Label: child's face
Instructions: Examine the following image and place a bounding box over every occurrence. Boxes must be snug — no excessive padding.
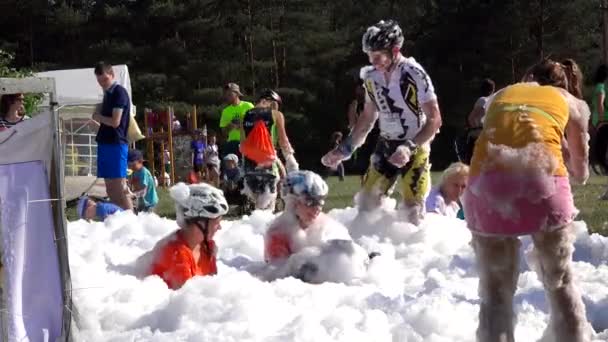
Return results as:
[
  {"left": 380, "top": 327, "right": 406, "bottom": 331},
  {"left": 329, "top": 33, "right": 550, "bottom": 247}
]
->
[
  {"left": 209, "top": 136, "right": 216, "bottom": 144},
  {"left": 129, "top": 160, "right": 144, "bottom": 171},
  {"left": 226, "top": 160, "right": 237, "bottom": 169}
]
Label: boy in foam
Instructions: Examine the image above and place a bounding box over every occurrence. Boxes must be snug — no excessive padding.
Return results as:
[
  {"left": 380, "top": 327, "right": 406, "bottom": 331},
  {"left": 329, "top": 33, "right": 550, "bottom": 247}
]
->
[
  {"left": 463, "top": 59, "right": 591, "bottom": 342},
  {"left": 149, "top": 182, "right": 229, "bottom": 290},
  {"left": 77, "top": 196, "right": 123, "bottom": 221},
  {"left": 425, "top": 162, "right": 468, "bottom": 218},
  {"left": 264, "top": 170, "right": 351, "bottom": 263}
]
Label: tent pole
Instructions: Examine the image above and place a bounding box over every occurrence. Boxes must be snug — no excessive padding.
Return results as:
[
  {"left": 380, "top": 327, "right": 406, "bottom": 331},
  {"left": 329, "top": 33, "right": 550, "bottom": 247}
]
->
[
  {"left": 144, "top": 109, "right": 155, "bottom": 180},
  {"left": 49, "top": 83, "right": 73, "bottom": 342}
]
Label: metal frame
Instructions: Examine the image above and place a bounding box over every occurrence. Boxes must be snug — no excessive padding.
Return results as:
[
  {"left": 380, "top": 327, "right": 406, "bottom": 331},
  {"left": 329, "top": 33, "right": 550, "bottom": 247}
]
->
[{"left": 0, "top": 77, "right": 72, "bottom": 341}]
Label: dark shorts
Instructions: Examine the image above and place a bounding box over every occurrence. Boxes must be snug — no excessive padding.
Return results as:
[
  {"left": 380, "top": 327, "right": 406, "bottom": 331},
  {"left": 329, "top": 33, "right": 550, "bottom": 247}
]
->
[{"left": 97, "top": 143, "right": 128, "bottom": 179}]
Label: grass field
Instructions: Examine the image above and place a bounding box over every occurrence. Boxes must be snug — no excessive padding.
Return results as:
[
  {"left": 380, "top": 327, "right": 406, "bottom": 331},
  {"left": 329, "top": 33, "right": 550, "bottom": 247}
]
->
[{"left": 67, "top": 173, "right": 608, "bottom": 235}]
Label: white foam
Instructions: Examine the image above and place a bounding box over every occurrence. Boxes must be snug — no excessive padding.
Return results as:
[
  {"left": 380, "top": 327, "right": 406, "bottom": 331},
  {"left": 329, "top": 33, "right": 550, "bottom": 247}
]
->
[{"left": 68, "top": 207, "right": 608, "bottom": 341}]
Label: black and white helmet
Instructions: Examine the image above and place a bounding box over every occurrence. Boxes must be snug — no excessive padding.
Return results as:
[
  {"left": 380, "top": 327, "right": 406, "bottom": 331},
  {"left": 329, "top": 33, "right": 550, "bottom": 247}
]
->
[
  {"left": 258, "top": 89, "right": 282, "bottom": 105},
  {"left": 362, "top": 20, "right": 404, "bottom": 53},
  {"left": 170, "top": 182, "right": 229, "bottom": 226}
]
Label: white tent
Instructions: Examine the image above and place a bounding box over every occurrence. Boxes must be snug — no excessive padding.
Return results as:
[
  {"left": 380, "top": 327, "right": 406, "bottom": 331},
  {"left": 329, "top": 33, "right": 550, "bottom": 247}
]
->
[
  {"left": 36, "top": 65, "right": 134, "bottom": 108},
  {"left": 0, "top": 77, "right": 72, "bottom": 341},
  {"left": 35, "top": 65, "right": 137, "bottom": 200}
]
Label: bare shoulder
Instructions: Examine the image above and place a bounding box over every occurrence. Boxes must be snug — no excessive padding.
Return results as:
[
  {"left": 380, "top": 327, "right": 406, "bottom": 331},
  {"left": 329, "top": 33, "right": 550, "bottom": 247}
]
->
[{"left": 557, "top": 89, "right": 590, "bottom": 123}]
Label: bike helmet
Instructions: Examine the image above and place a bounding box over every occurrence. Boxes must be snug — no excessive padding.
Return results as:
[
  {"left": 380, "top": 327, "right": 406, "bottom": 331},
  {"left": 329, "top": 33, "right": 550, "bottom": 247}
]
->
[
  {"left": 223, "top": 153, "right": 239, "bottom": 164},
  {"left": 362, "top": 20, "right": 404, "bottom": 53},
  {"left": 170, "top": 182, "right": 229, "bottom": 226},
  {"left": 281, "top": 170, "right": 328, "bottom": 206},
  {"left": 258, "top": 89, "right": 282, "bottom": 105}
]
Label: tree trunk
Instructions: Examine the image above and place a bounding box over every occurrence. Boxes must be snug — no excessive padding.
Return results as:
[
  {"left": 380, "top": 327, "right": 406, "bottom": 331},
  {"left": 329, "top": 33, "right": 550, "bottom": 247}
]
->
[
  {"left": 281, "top": 0, "right": 287, "bottom": 81},
  {"left": 538, "top": 0, "right": 544, "bottom": 60},
  {"left": 246, "top": 0, "right": 256, "bottom": 94},
  {"left": 270, "top": 11, "right": 279, "bottom": 88},
  {"left": 510, "top": 34, "right": 516, "bottom": 83}
]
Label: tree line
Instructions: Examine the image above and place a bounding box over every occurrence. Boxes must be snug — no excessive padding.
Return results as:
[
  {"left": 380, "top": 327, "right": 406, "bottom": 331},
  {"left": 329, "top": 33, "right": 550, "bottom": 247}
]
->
[{"left": 0, "top": 0, "right": 602, "bottom": 170}]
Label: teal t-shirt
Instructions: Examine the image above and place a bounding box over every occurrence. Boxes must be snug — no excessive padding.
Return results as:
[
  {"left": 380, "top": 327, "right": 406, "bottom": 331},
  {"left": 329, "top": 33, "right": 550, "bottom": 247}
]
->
[
  {"left": 220, "top": 101, "right": 254, "bottom": 141},
  {"left": 134, "top": 167, "right": 159, "bottom": 208}
]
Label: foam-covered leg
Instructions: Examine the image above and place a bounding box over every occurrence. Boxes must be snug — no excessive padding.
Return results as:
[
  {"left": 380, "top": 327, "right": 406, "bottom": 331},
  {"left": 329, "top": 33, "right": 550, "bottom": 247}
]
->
[
  {"left": 355, "top": 190, "right": 383, "bottom": 212},
  {"left": 532, "top": 227, "right": 590, "bottom": 342},
  {"left": 400, "top": 202, "right": 424, "bottom": 225},
  {"left": 472, "top": 235, "right": 520, "bottom": 342}
]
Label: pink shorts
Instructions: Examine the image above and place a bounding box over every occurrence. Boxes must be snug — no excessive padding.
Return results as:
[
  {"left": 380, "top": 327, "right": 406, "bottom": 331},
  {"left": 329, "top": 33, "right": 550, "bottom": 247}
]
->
[{"left": 463, "top": 173, "right": 577, "bottom": 236}]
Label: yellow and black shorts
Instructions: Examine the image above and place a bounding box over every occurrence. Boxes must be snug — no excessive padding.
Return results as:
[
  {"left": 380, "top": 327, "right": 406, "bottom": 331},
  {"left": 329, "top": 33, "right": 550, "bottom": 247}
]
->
[{"left": 361, "top": 138, "right": 431, "bottom": 204}]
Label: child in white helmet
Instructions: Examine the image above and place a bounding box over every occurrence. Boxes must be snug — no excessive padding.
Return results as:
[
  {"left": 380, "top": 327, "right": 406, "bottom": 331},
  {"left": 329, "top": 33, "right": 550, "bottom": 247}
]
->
[
  {"left": 264, "top": 170, "right": 351, "bottom": 263},
  {"left": 149, "top": 182, "right": 229, "bottom": 289}
]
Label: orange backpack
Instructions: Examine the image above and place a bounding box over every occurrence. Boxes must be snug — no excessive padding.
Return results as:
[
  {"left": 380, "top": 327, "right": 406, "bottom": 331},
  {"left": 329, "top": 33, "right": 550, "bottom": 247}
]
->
[{"left": 240, "top": 120, "right": 277, "bottom": 165}]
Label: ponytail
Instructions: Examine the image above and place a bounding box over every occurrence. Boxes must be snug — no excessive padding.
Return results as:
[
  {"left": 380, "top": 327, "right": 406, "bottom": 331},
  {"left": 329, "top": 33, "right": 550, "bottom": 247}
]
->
[{"left": 562, "top": 58, "right": 584, "bottom": 99}]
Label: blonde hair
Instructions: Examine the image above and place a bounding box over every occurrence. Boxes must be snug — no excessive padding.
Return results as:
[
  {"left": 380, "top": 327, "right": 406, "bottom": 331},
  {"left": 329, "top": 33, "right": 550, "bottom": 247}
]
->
[{"left": 440, "top": 162, "right": 469, "bottom": 186}]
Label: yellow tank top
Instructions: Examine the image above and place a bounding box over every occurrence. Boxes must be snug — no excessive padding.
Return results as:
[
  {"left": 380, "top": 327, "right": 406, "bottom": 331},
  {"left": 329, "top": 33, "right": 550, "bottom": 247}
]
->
[{"left": 470, "top": 83, "right": 569, "bottom": 177}]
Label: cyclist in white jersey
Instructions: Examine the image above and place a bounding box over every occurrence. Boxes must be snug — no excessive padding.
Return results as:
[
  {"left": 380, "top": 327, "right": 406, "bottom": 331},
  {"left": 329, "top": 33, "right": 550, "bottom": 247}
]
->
[{"left": 322, "top": 20, "right": 443, "bottom": 224}]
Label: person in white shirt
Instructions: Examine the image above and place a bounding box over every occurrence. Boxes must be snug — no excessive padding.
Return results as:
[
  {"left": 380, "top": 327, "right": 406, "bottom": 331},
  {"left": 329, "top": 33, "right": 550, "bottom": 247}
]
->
[
  {"left": 467, "top": 78, "right": 496, "bottom": 128},
  {"left": 425, "top": 162, "right": 468, "bottom": 218}
]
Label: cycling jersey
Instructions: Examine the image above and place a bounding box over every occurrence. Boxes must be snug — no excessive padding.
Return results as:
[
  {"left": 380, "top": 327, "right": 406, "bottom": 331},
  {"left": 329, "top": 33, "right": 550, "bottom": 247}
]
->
[{"left": 360, "top": 56, "right": 437, "bottom": 141}]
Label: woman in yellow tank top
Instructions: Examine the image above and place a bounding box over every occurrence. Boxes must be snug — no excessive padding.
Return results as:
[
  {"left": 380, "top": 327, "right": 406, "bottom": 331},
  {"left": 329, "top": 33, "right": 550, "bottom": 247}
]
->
[{"left": 463, "top": 60, "right": 592, "bottom": 342}]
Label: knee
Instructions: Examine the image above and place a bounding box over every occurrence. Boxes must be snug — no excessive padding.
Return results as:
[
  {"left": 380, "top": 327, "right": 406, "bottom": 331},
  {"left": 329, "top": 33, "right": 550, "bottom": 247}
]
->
[{"left": 533, "top": 231, "right": 575, "bottom": 289}]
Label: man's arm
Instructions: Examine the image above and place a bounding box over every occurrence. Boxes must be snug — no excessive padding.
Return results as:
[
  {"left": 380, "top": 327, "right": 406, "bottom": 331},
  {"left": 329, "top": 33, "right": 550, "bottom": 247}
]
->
[
  {"left": 345, "top": 100, "right": 379, "bottom": 151},
  {"left": 413, "top": 100, "right": 442, "bottom": 146},
  {"left": 218, "top": 109, "right": 232, "bottom": 142},
  {"left": 273, "top": 110, "right": 294, "bottom": 157},
  {"left": 93, "top": 108, "right": 123, "bottom": 128},
  {"left": 347, "top": 100, "right": 358, "bottom": 130}
]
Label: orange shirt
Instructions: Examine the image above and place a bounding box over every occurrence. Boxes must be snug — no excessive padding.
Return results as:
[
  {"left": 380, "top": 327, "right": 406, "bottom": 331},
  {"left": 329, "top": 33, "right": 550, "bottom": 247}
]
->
[
  {"left": 265, "top": 232, "right": 292, "bottom": 263},
  {"left": 150, "top": 231, "right": 217, "bottom": 289}
]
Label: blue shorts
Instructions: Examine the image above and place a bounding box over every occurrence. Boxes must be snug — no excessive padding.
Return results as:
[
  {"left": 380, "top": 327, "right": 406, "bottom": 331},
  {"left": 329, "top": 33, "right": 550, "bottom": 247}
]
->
[{"left": 97, "top": 143, "right": 128, "bottom": 179}]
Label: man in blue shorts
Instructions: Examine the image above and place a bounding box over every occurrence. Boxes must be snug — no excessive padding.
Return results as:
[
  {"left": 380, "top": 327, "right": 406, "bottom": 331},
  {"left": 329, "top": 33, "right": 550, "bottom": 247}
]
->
[{"left": 92, "top": 61, "right": 133, "bottom": 210}]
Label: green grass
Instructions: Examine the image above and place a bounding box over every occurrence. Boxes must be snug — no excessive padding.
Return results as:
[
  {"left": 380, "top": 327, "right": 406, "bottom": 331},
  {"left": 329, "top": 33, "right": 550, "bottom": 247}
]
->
[{"left": 67, "top": 173, "right": 608, "bottom": 236}]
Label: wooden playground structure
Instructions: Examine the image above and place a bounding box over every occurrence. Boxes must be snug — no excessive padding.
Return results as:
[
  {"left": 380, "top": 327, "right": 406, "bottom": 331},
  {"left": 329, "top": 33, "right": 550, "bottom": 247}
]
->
[{"left": 143, "top": 105, "right": 202, "bottom": 187}]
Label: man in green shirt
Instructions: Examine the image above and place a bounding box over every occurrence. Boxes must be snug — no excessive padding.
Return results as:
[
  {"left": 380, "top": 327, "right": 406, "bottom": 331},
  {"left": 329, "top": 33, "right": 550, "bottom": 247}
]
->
[{"left": 219, "top": 83, "right": 254, "bottom": 159}]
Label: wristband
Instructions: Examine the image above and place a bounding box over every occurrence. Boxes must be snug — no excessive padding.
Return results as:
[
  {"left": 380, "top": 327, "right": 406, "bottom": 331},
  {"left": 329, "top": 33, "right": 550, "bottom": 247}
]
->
[
  {"left": 402, "top": 139, "right": 417, "bottom": 151},
  {"left": 336, "top": 135, "right": 354, "bottom": 157}
]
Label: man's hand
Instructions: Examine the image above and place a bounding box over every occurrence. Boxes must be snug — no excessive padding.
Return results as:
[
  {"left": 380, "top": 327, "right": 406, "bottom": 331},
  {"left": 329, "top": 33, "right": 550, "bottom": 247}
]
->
[
  {"left": 388, "top": 145, "right": 413, "bottom": 168},
  {"left": 321, "top": 149, "right": 346, "bottom": 169}
]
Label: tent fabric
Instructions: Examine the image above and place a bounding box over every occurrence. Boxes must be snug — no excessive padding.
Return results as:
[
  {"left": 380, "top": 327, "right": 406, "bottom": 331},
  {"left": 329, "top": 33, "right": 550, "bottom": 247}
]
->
[
  {"left": 0, "top": 111, "right": 52, "bottom": 180},
  {"left": 35, "top": 65, "right": 133, "bottom": 108},
  {"left": 0, "top": 162, "right": 64, "bottom": 342}
]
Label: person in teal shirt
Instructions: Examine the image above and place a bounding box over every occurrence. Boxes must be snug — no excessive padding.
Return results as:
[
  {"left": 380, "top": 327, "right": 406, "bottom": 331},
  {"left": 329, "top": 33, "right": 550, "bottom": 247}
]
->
[
  {"left": 592, "top": 64, "right": 608, "bottom": 127},
  {"left": 128, "top": 149, "right": 159, "bottom": 212},
  {"left": 219, "top": 83, "right": 254, "bottom": 158}
]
